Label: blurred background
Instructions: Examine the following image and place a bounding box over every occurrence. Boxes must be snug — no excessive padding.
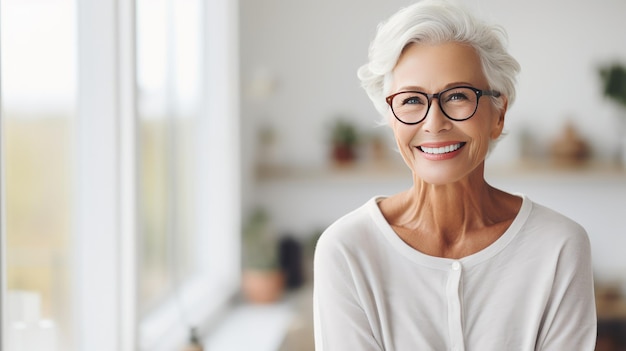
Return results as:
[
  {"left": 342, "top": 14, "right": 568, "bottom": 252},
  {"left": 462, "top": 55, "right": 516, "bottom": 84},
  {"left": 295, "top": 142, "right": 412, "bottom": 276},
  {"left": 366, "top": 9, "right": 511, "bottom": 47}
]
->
[{"left": 1, "top": 0, "right": 626, "bottom": 350}]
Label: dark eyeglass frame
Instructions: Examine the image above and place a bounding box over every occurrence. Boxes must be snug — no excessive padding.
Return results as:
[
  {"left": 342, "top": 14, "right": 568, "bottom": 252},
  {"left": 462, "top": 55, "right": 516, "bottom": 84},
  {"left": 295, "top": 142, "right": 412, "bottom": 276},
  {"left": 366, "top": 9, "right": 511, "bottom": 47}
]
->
[{"left": 385, "top": 86, "right": 501, "bottom": 125}]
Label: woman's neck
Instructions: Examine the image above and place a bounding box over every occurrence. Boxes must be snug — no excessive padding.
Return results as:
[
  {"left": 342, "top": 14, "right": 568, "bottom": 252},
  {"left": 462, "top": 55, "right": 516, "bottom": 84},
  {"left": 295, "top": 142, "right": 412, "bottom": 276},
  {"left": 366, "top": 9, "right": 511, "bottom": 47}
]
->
[{"left": 380, "top": 169, "right": 521, "bottom": 258}]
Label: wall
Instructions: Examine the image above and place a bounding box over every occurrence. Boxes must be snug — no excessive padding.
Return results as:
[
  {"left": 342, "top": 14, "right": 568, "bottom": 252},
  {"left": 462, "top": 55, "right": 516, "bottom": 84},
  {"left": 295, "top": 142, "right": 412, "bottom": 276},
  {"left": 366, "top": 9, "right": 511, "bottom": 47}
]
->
[
  {"left": 240, "top": 0, "right": 626, "bottom": 176},
  {"left": 239, "top": 0, "right": 626, "bottom": 281}
]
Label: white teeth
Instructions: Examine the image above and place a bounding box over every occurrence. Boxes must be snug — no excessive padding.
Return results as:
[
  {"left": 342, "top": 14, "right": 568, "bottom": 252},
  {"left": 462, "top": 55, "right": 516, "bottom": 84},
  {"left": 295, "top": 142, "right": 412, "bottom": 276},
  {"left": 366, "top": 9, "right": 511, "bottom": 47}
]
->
[{"left": 420, "top": 143, "right": 462, "bottom": 155}]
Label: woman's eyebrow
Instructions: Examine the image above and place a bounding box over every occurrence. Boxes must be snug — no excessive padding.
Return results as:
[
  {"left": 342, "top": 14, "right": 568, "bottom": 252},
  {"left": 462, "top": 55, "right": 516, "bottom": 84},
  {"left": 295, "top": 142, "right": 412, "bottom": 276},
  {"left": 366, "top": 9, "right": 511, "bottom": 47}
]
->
[{"left": 395, "top": 81, "right": 475, "bottom": 92}]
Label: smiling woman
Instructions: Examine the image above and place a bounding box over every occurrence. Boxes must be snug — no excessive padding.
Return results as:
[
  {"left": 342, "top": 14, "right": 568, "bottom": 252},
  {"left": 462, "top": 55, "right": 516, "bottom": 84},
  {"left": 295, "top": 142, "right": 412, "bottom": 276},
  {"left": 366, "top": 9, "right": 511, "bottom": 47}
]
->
[{"left": 313, "top": 1, "right": 597, "bottom": 350}]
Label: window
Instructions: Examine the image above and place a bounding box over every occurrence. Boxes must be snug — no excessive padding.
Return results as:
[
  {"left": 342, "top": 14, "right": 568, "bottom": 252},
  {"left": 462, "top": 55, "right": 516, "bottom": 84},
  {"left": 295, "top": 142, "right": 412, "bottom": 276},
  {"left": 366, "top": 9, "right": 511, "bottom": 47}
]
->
[
  {"left": 136, "top": 0, "right": 242, "bottom": 349},
  {"left": 136, "top": 0, "right": 202, "bottom": 315},
  {"left": 1, "top": 1, "right": 240, "bottom": 350},
  {"left": 1, "top": 0, "right": 76, "bottom": 349}
]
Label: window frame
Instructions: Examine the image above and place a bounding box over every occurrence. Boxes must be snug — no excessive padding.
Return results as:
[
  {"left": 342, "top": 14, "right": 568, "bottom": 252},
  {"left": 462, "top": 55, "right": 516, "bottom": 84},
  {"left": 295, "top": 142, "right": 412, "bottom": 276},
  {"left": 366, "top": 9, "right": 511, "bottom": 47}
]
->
[
  {"left": 73, "top": 0, "right": 137, "bottom": 350},
  {"left": 0, "top": 4, "right": 6, "bottom": 345}
]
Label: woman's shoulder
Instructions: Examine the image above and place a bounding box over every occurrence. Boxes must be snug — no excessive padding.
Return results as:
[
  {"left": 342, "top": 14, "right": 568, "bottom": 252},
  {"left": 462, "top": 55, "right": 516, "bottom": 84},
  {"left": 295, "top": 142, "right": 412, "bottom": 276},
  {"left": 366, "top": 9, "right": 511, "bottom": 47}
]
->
[
  {"left": 527, "top": 199, "right": 586, "bottom": 231},
  {"left": 523, "top": 197, "right": 590, "bottom": 247}
]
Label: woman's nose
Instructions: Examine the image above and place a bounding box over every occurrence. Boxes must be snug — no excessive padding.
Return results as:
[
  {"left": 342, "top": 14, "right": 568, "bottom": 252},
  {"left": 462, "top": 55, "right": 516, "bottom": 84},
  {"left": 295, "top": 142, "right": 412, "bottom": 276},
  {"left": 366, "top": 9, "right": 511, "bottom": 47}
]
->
[{"left": 422, "top": 100, "right": 452, "bottom": 134}]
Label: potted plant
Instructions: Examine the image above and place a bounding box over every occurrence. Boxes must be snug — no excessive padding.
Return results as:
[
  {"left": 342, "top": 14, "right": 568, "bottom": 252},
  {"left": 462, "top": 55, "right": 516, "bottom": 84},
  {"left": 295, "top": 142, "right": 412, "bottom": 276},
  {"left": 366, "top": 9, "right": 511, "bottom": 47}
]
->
[
  {"left": 598, "top": 62, "right": 626, "bottom": 165},
  {"left": 241, "top": 208, "right": 285, "bottom": 304},
  {"left": 599, "top": 63, "right": 626, "bottom": 107},
  {"left": 330, "top": 118, "right": 359, "bottom": 164}
]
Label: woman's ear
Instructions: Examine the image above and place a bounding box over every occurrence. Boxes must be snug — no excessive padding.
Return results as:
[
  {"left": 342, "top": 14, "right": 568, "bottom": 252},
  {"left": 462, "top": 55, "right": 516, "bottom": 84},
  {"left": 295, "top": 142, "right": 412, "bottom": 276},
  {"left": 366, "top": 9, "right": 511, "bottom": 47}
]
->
[{"left": 491, "top": 96, "right": 508, "bottom": 139}]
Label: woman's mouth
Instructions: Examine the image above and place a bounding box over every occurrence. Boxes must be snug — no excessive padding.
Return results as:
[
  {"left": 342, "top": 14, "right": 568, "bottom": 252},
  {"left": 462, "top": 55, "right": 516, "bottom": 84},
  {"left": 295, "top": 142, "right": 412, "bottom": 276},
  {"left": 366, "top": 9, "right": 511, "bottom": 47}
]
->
[{"left": 418, "top": 142, "right": 466, "bottom": 155}]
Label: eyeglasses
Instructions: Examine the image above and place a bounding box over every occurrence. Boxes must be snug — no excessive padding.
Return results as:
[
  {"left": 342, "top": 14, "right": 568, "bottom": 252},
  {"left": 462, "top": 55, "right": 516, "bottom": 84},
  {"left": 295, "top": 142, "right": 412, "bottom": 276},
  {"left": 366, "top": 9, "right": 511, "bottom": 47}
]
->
[{"left": 385, "top": 86, "right": 501, "bottom": 125}]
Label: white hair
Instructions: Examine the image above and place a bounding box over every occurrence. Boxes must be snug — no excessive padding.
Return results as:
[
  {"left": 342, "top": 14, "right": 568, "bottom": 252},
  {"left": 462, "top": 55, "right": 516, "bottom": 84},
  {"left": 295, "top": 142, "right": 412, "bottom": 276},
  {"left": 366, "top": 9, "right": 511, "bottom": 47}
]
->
[{"left": 357, "top": 0, "right": 520, "bottom": 125}]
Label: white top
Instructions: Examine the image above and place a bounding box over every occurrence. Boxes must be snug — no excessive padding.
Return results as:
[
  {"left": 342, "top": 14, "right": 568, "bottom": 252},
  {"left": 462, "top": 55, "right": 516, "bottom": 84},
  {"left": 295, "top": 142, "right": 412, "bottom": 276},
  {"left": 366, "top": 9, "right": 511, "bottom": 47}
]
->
[{"left": 313, "top": 195, "right": 596, "bottom": 351}]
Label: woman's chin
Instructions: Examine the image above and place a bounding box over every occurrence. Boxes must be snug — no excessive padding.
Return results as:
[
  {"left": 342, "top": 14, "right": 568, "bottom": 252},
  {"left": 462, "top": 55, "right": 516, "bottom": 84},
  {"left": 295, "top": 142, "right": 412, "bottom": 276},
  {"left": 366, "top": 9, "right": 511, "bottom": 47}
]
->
[{"left": 410, "top": 160, "right": 483, "bottom": 186}]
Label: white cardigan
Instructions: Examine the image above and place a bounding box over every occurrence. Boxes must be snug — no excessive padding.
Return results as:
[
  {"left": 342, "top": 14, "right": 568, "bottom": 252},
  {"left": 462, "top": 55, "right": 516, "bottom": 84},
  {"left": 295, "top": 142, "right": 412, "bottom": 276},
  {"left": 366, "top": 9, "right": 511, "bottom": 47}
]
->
[{"left": 313, "top": 195, "right": 596, "bottom": 351}]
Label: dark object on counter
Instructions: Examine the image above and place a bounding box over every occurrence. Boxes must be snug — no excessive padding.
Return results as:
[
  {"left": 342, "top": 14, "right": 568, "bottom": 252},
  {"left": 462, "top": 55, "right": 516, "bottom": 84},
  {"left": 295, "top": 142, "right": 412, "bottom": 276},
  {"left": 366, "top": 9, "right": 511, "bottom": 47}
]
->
[{"left": 279, "top": 235, "right": 304, "bottom": 289}]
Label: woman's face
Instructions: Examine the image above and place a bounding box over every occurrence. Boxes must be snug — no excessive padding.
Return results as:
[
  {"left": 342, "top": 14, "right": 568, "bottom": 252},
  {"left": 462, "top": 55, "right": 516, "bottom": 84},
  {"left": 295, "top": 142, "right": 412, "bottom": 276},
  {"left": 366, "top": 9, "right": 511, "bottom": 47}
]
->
[{"left": 388, "top": 42, "right": 506, "bottom": 185}]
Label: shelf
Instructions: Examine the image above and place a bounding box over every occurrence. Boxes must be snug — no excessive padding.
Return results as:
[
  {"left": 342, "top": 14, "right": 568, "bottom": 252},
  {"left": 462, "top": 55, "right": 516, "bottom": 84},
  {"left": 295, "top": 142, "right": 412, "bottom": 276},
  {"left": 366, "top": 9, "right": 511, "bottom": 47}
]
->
[
  {"left": 256, "top": 159, "right": 626, "bottom": 183},
  {"left": 255, "top": 160, "right": 410, "bottom": 183},
  {"left": 485, "top": 160, "right": 626, "bottom": 182}
]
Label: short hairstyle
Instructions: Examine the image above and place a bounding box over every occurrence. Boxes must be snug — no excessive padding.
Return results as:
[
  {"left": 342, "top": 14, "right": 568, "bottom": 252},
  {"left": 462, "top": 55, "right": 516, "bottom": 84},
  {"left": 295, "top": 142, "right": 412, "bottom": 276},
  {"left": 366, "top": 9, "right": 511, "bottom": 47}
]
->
[{"left": 357, "top": 0, "right": 521, "bottom": 123}]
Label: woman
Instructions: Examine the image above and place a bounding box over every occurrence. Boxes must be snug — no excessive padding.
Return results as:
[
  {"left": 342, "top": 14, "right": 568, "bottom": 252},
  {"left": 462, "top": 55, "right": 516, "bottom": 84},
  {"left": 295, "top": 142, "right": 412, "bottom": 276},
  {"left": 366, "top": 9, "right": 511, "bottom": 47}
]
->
[{"left": 313, "top": 1, "right": 597, "bottom": 350}]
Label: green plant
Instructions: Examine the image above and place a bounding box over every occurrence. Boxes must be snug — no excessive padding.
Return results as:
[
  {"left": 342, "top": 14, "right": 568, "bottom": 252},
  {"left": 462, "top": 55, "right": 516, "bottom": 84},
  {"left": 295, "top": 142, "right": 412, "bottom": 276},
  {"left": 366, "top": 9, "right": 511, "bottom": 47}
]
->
[
  {"left": 331, "top": 119, "right": 359, "bottom": 147},
  {"left": 329, "top": 118, "right": 361, "bottom": 163},
  {"left": 599, "top": 63, "right": 626, "bottom": 108},
  {"left": 242, "top": 208, "right": 279, "bottom": 270}
]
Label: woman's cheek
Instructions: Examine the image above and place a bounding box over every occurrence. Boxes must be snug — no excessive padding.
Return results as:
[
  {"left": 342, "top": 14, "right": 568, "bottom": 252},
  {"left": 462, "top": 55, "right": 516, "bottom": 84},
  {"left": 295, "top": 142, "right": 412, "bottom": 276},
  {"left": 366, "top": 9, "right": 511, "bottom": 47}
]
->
[{"left": 469, "top": 132, "right": 492, "bottom": 162}]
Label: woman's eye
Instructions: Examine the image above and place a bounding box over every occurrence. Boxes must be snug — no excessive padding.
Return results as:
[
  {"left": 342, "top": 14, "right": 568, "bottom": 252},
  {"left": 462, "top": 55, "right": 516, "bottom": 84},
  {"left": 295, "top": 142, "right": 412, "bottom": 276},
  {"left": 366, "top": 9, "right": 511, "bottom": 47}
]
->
[
  {"left": 446, "top": 92, "right": 469, "bottom": 101},
  {"left": 402, "top": 95, "right": 425, "bottom": 105}
]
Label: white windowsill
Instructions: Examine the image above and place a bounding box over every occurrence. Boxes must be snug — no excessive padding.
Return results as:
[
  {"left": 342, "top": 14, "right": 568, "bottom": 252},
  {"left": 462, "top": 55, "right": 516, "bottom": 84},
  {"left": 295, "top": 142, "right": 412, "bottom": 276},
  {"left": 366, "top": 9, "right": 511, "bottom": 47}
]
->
[
  {"left": 140, "top": 278, "right": 238, "bottom": 351},
  {"left": 204, "top": 299, "right": 296, "bottom": 351}
]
